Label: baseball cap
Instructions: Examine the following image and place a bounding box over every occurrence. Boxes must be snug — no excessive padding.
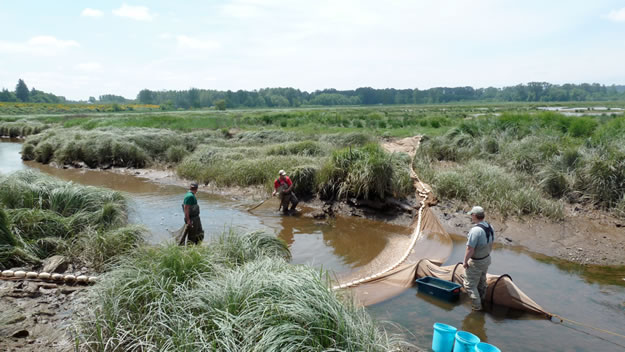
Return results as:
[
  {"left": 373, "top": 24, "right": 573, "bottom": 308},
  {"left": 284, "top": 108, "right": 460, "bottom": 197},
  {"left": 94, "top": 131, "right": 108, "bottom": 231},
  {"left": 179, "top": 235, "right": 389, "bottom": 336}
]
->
[
  {"left": 279, "top": 170, "right": 286, "bottom": 176},
  {"left": 468, "top": 206, "right": 484, "bottom": 216},
  {"left": 190, "top": 182, "right": 199, "bottom": 189}
]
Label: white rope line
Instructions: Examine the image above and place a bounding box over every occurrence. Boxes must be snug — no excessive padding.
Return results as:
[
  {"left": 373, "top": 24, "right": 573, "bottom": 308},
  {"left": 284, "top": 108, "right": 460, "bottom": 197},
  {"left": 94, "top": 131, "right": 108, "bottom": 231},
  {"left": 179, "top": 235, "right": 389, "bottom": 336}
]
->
[{"left": 332, "top": 150, "right": 430, "bottom": 290}]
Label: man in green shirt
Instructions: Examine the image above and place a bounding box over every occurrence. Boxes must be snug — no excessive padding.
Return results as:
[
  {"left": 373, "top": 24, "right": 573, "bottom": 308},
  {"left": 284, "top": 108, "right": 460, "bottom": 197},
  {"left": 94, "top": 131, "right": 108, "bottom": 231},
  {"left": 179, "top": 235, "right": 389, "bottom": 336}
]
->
[{"left": 181, "top": 182, "right": 204, "bottom": 245}]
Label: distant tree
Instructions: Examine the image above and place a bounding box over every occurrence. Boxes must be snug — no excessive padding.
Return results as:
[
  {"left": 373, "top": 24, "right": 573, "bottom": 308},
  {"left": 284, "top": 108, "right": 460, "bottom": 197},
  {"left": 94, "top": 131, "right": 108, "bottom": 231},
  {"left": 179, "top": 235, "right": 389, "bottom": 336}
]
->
[
  {"left": 188, "top": 88, "right": 201, "bottom": 108},
  {"left": 88, "top": 96, "right": 96, "bottom": 104},
  {"left": 214, "top": 99, "right": 227, "bottom": 111},
  {"left": 0, "top": 88, "right": 17, "bottom": 102},
  {"left": 137, "top": 89, "right": 155, "bottom": 104},
  {"left": 99, "top": 94, "right": 130, "bottom": 104},
  {"left": 15, "top": 79, "right": 29, "bottom": 102}
]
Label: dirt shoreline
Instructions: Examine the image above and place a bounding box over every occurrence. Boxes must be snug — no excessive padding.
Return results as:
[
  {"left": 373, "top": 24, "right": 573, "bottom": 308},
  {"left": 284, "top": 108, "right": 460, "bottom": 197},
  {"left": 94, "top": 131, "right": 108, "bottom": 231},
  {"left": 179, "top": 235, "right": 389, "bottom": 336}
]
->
[{"left": 431, "top": 200, "right": 625, "bottom": 266}]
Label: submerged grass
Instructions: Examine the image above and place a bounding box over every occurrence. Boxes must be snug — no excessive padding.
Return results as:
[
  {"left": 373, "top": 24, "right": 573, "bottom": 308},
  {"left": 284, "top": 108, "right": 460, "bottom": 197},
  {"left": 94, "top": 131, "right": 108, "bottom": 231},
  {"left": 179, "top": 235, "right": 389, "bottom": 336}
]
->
[{"left": 76, "top": 230, "right": 404, "bottom": 351}]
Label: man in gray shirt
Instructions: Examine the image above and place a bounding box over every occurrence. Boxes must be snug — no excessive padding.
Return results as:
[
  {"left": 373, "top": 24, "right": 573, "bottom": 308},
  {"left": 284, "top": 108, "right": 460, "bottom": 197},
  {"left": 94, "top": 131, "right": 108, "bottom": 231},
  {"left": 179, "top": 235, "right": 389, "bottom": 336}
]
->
[{"left": 462, "top": 206, "right": 494, "bottom": 311}]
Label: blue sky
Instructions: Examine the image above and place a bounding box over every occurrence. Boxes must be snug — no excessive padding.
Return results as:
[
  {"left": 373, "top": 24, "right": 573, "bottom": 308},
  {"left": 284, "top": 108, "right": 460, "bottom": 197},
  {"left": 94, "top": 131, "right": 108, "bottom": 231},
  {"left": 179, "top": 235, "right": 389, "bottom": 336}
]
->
[{"left": 1, "top": 1, "right": 624, "bottom": 100}]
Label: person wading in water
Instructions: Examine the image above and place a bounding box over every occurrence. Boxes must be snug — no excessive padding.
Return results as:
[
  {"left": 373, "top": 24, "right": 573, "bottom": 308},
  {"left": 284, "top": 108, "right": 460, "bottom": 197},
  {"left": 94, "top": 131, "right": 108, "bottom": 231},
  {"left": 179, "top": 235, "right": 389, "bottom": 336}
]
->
[
  {"left": 462, "top": 205, "right": 494, "bottom": 311},
  {"left": 180, "top": 182, "right": 204, "bottom": 245},
  {"left": 272, "top": 169, "right": 298, "bottom": 214}
]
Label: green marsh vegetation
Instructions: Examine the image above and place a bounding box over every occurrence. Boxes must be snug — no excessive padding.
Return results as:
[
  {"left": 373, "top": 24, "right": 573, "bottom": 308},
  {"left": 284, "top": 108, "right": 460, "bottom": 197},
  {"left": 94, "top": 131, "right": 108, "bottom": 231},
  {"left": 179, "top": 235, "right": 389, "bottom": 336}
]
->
[
  {"left": 0, "top": 170, "right": 144, "bottom": 271},
  {"left": 9, "top": 103, "right": 625, "bottom": 215},
  {"left": 415, "top": 112, "right": 625, "bottom": 219},
  {"left": 76, "top": 230, "right": 405, "bottom": 351}
]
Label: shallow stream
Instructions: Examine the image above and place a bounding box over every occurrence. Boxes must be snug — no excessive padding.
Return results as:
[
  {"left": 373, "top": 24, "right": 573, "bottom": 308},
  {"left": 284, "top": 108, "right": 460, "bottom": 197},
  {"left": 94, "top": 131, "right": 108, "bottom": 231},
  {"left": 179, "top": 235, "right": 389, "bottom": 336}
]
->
[{"left": 1, "top": 140, "right": 624, "bottom": 351}]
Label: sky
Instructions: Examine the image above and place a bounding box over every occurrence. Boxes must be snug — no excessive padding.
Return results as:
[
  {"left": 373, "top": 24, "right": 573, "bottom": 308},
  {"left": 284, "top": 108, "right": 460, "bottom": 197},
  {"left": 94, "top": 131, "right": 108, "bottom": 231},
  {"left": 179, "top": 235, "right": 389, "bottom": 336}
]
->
[{"left": 1, "top": 0, "right": 625, "bottom": 100}]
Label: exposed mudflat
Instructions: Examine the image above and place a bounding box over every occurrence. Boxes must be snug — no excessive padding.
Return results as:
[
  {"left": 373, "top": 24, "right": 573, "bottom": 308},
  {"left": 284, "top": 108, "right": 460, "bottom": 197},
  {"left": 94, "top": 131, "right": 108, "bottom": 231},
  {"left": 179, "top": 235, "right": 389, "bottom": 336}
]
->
[{"left": 0, "top": 279, "right": 88, "bottom": 352}]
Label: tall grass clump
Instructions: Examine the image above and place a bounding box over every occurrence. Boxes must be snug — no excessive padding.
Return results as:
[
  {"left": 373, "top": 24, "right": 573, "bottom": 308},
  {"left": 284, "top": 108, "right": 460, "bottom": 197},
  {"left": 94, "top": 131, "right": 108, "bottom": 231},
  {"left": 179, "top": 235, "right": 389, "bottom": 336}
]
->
[
  {"left": 573, "top": 146, "right": 625, "bottom": 208},
  {"left": 430, "top": 160, "right": 563, "bottom": 219},
  {"left": 319, "top": 132, "right": 374, "bottom": 147},
  {"left": 318, "top": 143, "right": 413, "bottom": 200},
  {"left": 178, "top": 144, "right": 320, "bottom": 187},
  {"left": 0, "top": 170, "right": 138, "bottom": 270},
  {"left": 265, "top": 140, "right": 326, "bottom": 156},
  {"left": 0, "top": 120, "right": 47, "bottom": 138},
  {"left": 76, "top": 230, "right": 403, "bottom": 351},
  {"left": 21, "top": 127, "right": 201, "bottom": 168},
  {"left": 165, "top": 145, "right": 190, "bottom": 163}
]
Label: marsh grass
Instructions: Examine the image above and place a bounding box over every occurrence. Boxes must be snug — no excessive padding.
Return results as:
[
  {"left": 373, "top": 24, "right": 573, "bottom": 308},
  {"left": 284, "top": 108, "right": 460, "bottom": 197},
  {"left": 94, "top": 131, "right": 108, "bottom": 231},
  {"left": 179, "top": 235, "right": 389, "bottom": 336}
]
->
[
  {"left": 416, "top": 111, "right": 625, "bottom": 218},
  {"left": 318, "top": 143, "right": 413, "bottom": 200},
  {"left": 0, "top": 120, "right": 47, "bottom": 137},
  {"left": 0, "top": 170, "right": 139, "bottom": 270},
  {"left": 22, "top": 128, "right": 202, "bottom": 168},
  {"left": 76, "top": 230, "right": 403, "bottom": 351}
]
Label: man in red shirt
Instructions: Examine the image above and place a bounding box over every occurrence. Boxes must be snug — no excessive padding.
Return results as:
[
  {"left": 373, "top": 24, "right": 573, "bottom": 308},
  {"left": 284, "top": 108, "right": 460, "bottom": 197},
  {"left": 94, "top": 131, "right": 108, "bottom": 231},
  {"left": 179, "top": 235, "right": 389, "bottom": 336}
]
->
[{"left": 272, "top": 169, "right": 299, "bottom": 214}]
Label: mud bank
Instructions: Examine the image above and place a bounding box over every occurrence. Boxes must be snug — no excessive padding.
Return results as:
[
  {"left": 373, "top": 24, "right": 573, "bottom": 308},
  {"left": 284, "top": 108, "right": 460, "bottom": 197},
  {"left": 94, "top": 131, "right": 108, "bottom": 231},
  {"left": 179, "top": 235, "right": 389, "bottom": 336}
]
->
[
  {"left": 0, "top": 277, "right": 89, "bottom": 352},
  {"left": 432, "top": 201, "right": 625, "bottom": 266}
]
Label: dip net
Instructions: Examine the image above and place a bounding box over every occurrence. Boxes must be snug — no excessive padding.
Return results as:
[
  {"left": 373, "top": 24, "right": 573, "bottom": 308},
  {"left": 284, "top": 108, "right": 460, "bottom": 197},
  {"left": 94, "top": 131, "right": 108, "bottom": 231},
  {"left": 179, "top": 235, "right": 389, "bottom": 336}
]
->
[{"left": 332, "top": 137, "right": 550, "bottom": 317}]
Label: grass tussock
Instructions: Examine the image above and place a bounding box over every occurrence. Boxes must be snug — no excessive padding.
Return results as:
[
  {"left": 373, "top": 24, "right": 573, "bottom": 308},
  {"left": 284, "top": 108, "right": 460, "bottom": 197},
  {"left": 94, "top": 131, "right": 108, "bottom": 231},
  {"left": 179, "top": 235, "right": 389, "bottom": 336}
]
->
[
  {"left": 21, "top": 128, "right": 201, "bottom": 168},
  {"left": 0, "top": 170, "right": 142, "bottom": 270},
  {"left": 76, "top": 230, "right": 403, "bottom": 351},
  {"left": 0, "top": 120, "right": 48, "bottom": 138},
  {"left": 318, "top": 143, "right": 413, "bottom": 200}
]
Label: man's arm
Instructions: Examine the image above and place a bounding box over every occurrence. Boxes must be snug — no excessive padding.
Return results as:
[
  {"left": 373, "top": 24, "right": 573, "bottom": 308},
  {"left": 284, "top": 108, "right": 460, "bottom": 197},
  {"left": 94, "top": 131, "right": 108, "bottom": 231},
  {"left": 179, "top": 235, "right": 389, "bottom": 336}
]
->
[
  {"left": 463, "top": 246, "right": 475, "bottom": 269},
  {"left": 184, "top": 204, "right": 192, "bottom": 226}
]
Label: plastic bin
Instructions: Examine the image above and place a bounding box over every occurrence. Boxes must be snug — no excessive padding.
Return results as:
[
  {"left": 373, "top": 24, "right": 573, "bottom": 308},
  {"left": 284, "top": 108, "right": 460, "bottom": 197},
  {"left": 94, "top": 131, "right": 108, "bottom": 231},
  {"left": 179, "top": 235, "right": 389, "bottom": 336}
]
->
[
  {"left": 415, "top": 276, "right": 462, "bottom": 302},
  {"left": 453, "top": 331, "right": 480, "bottom": 352},
  {"left": 476, "top": 342, "right": 501, "bottom": 352},
  {"left": 432, "top": 323, "right": 457, "bottom": 352}
]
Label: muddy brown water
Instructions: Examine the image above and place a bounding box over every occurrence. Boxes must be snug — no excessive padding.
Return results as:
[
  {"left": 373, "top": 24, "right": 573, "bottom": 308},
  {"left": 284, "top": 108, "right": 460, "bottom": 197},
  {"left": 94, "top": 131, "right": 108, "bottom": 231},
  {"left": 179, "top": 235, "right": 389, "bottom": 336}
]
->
[{"left": 2, "top": 140, "right": 625, "bottom": 351}]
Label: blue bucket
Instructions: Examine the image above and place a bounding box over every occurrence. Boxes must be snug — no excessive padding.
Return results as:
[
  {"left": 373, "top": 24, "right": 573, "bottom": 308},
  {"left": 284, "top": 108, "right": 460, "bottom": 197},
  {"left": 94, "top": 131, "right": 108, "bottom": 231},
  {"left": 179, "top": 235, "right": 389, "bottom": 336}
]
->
[
  {"left": 452, "top": 331, "right": 480, "bottom": 352},
  {"left": 432, "top": 323, "right": 457, "bottom": 352},
  {"left": 476, "top": 342, "right": 501, "bottom": 352}
]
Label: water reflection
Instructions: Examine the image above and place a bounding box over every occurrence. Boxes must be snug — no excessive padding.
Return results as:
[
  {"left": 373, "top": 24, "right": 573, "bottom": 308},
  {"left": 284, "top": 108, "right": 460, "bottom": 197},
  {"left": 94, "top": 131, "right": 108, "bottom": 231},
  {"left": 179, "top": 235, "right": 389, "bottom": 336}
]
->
[{"left": 461, "top": 311, "right": 487, "bottom": 342}]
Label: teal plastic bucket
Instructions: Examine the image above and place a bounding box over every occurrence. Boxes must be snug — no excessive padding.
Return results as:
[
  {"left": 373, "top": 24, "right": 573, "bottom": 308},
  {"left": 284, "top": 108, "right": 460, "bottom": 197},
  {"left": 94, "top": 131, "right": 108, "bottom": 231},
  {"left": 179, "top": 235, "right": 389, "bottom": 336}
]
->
[
  {"left": 432, "top": 323, "right": 457, "bottom": 352},
  {"left": 452, "top": 331, "right": 480, "bottom": 352},
  {"left": 476, "top": 342, "right": 501, "bottom": 352}
]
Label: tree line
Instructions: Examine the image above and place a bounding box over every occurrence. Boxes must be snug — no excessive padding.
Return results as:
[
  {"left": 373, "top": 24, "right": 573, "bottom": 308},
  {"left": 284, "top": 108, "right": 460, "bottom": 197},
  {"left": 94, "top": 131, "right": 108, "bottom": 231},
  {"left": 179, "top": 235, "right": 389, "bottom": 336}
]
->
[
  {"left": 0, "top": 79, "right": 67, "bottom": 104},
  {"left": 2, "top": 79, "right": 625, "bottom": 108},
  {"left": 137, "top": 83, "right": 625, "bottom": 109}
]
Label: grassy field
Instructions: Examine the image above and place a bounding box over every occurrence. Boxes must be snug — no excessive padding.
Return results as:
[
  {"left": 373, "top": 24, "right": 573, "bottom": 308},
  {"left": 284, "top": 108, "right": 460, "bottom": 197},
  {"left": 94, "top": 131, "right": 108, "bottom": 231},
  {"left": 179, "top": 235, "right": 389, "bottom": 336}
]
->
[{"left": 3, "top": 102, "right": 625, "bottom": 218}]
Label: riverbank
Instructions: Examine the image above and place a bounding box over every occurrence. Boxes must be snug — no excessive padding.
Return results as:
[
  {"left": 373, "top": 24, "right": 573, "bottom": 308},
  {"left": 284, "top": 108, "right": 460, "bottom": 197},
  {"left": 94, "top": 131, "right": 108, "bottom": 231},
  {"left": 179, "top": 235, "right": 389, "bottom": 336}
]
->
[
  {"left": 36, "top": 149, "right": 625, "bottom": 266},
  {"left": 432, "top": 200, "right": 625, "bottom": 266}
]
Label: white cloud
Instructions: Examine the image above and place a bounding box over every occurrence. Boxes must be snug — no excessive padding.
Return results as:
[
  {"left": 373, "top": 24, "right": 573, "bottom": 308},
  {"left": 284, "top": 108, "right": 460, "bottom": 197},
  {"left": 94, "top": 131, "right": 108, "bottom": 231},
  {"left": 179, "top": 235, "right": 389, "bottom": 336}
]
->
[
  {"left": 113, "top": 3, "right": 153, "bottom": 21},
  {"left": 176, "top": 35, "right": 220, "bottom": 50},
  {"left": 81, "top": 8, "right": 103, "bottom": 17},
  {"left": 76, "top": 62, "right": 102, "bottom": 72},
  {"left": 607, "top": 7, "right": 625, "bottom": 22},
  {"left": 0, "top": 36, "right": 79, "bottom": 56}
]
